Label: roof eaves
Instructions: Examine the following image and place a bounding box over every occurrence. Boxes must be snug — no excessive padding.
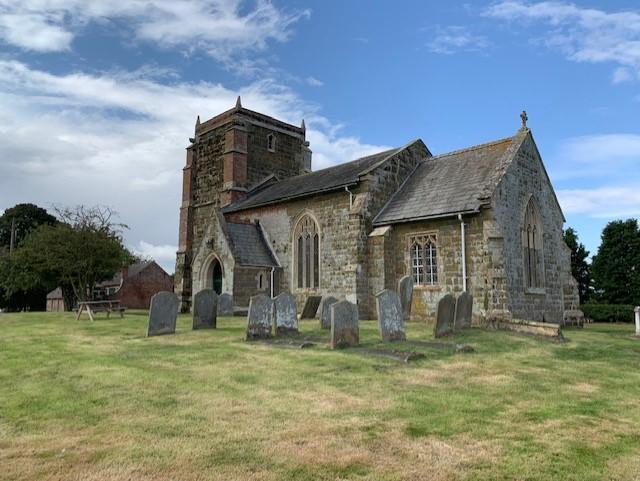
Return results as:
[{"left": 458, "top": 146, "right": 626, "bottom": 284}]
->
[{"left": 373, "top": 208, "right": 480, "bottom": 226}]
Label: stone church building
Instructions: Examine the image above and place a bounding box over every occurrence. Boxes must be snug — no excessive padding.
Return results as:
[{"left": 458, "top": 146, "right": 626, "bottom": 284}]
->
[{"left": 175, "top": 99, "right": 580, "bottom": 323}]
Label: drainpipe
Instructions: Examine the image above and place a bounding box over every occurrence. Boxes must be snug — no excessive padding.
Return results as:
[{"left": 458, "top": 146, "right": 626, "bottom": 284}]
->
[
  {"left": 458, "top": 213, "right": 467, "bottom": 292},
  {"left": 270, "top": 267, "right": 275, "bottom": 298},
  {"left": 345, "top": 186, "right": 354, "bottom": 209}
]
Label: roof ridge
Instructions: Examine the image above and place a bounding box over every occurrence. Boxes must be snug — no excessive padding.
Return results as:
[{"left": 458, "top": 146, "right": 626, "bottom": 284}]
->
[{"left": 428, "top": 135, "right": 515, "bottom": 161}]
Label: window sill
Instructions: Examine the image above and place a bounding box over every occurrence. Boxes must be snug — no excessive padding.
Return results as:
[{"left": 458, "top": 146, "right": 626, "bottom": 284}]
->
[
  {"left": 414, "top": 285, "right": 441, "bottom": 291},
  {"left": 525, "top": 287, "right": 546, "bottom": 296}
]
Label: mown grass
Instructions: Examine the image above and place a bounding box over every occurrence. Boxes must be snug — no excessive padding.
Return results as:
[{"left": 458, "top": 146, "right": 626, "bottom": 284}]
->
[{"left": 1, "top": 311, "right": 639, "bottom": 480}]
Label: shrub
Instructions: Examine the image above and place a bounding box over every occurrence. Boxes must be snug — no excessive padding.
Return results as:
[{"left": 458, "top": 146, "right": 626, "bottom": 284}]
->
[{"left": 581, "top": 303, "right": 636, "bottom": 323}]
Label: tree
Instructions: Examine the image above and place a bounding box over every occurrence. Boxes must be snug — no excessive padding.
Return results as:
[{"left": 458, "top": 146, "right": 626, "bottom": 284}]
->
[
  {"left": 0, "top": 203, "right": 57, "bottom": 249},
  {"left": 591, "top": 219, "right": 640, "bottom": 305},
  {"left": 563, "top": 227, "right": 591, "bottom": 303}
]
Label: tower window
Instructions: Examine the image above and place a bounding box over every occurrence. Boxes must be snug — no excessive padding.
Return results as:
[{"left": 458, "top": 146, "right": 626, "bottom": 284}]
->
[{"left": 267, "top": 133, "right": 276, "bottom": 152}]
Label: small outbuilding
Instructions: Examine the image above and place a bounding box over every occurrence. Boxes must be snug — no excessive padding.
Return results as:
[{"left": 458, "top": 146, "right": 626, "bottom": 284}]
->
[{"left": 46, "top": 288, "right": 65, "bottom": 312}]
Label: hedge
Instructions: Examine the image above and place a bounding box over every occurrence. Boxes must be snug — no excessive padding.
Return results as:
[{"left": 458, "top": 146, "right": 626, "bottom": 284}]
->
[{"left": 580, "top": 304, "right": 637, "bottom": 323}]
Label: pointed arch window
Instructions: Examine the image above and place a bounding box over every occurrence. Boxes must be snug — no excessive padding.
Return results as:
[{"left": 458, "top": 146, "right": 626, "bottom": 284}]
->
[
  {"left": 408, "top": 233, "right": 438, "bottom": 286},
  {"left": 267, "top": 133, "right": 276, "bottom": 152},
  {"left": 293, "top": 214, "right": 320, "bottom": 289},
  {"left": 523, "top": 197, "right": 544, "bottom": 289}
]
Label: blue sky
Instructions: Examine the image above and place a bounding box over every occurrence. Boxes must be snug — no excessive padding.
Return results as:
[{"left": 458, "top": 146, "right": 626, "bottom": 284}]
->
[{"left": 1, "top": 0, "right": 639, "bottom": 273}]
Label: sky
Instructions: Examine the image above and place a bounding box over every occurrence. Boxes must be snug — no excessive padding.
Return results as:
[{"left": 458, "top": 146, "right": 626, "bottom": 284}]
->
[{"left": 1, "top": 0, "right": 639, "bottom": 273}]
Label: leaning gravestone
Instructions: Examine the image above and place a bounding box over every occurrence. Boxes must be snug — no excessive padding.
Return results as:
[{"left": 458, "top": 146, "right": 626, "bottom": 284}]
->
[
  {"left": 454, "top": 291, "right": 473, "bottom": 330},
  {"left": 398, "top": 275, "right": 413, "bottom": 321},
  {"left": 246, "top": 294, "right": 273, "bottom": 340},
  {"left": 147, "top": 291, "right": 179, "bottom": 337},
  {"left": 331, "top": 300, "right": 359, "bottom": 349},
  {"left": 320, "top": 296, "right": 339, "bottom": 330},
  {"left": 274, "top": 292, "right": 298, "bottom": 336},
  {"left": 301, "top": 296, "right": 322, "bottom": 319},
  {"left": 217, "top": 293, "right": 233, "bottom": 316},
  {"left": 376, "top": 289, "right": 406, "bottom": 342},
  {"left": 434, "top": 294, "right": 456, "bottom": 338},
  {"left": 193, "top": 289, "right": 217, "bottom": 330}
]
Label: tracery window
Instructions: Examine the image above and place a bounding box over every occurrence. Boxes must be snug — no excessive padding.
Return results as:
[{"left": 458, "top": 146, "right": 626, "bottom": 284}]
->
[
  {"left": 523, "top": 197, "right": 544, "bottom": 289},
  {"left": 408, "top": 233, "right": 438, "bottom": 285},
  {"left": 293, "top": 214, "right": 320, "bottom": 289}
]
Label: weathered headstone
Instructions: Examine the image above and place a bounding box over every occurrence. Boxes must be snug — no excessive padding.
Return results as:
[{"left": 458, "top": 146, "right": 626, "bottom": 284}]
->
[
  {"left": 217, "top": 293, "right": 233, "bottom": 316},
  {"left": 434, "top": 294, "right": 455, "bottom": 338},
  {"left": 398, "top": 275, "right": 413, "bottom": 321},
  {"left": 301, "top": 295, "right": 322, "bottom": 319},
  {"left": 147, "top": 291, "right": 179, "bottom": 337},
  {"left": 193, "top": 289, "right": 217, "bottom": 330},
  {"left": 246, "top": 294, "right": 273, "bottom": 340},
  {"left": 635, "top": 306, "right": 640, "bottom": 337},
  {"left": 320, "top": 296, "right": 338, "bottom": 329},
  {"left": 453, "top": 291, "right": 473, "bottom": 330},
  {"left": 330, "top": 300, "right": 359, "bottom": 349},
  {"left": 376, "top": 289, "right": 406, "bottom": 342},
  {"left": 274, "top": 292, "right": 298, "bottom": 336}
]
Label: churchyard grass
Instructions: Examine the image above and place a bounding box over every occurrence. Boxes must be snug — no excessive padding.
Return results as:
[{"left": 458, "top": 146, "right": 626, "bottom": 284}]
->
[{"left": 1, "top": 312, "right": 639, "bottom": 480}]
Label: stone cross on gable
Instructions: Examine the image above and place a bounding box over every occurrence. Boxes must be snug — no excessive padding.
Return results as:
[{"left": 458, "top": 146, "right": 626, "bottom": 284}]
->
[{"left": 520, "top": 110, "right": 528, "bottom": 130}]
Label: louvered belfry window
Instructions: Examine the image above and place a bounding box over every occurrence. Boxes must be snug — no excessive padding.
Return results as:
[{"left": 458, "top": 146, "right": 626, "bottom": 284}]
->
[
  {"left": 408, "top": 233, "right": 438, "bottom": 286},
  {"left": 293, "top": 215, "right": 320, "bottom": 289}
]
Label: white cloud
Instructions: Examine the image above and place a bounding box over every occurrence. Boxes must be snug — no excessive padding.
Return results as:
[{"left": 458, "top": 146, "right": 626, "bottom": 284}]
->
[
  {"left": 0, "top": 60, "right": 389, "bottom": 272},
  {"left": 558, "top": 185, "right": 640, "bottom": 218},
  {"left": 134, "top": 241, "right": 178, "bottom": 271},
  {"left": 426, "top": 25, "right": 490, "bottom": 55},
  {"left": 0, "top": 0, "right": 310, "bottom": 62},
  {"left": 485, "top": 1, "right": 640, "bottom": 80},
  {"left": 305, "top": 76, "right": 324, "bottom": 87}
]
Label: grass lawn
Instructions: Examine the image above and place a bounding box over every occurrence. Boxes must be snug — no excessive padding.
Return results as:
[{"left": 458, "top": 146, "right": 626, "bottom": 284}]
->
[{"left": 1, "top": 312, "right": 639, "bottom": 481}]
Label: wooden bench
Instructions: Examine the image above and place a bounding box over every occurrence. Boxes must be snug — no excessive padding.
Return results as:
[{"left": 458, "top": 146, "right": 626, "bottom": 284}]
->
[{"left": 76, "top": 301, "right": 126, "bottom": 321}]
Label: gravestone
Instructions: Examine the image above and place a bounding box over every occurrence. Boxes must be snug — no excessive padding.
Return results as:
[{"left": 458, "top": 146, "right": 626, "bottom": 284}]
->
[
  {"left": 434, "top": 294, "right": 456, "bottom": 338},
  {"left": 331, "top": 300, "right": 359, "bottom": 349},
  {"left": 274, "top": 292, "right": 298, "bottom": 336},
  {"left": 453, "top": 291, "right": 473, "bottom": 330},
  {"left": 193, "top": 289, "right": 217, "bottom": 330},
  {"left": 635, "top": 307, "right": 640, "bottom": 337},
  {"left": 320, "top": 296, "right": 338, "bottom": 330},
  {"left": 217, "top": 293, "right": 233, "bottom": 316},
  {"left": 246, "top": 294, "right": 273, "bottom": 340},
  {"left": 398, "top": 276, "right": 413, "bottom": 321},
  {"left": 375, "top": 289, "right": 406, "bottom": 342},
  {"left": 147, "top": 291, "right": 179, "bottom": 337},
  {"left": 301, "top": 296, "right": 322, "bottom": 319}
]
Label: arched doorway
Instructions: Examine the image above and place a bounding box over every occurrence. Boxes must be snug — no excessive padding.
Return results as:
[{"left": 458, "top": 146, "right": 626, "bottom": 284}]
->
[{"left": 212, "top": 259, "right": 223, "bottom": 295}]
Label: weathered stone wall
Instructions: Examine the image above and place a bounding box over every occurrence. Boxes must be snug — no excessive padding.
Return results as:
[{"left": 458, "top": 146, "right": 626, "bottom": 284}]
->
[
  {"left": 233, "top": 266, "right": 273, "bottom": 307},
  {"left": 246, "top": 122, "right": 305, "bottom": 182}
]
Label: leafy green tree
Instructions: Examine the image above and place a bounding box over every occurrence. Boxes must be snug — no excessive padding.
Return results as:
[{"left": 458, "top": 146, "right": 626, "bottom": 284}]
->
[
  {"left": 591, "top": 219, "right": 640, "bottom": 305},
  {"left": 0, "top": 203, "right": 57, "bottom": 248},
  {"left": 563, "top": 227, "right": 591, "bottom": 303}
]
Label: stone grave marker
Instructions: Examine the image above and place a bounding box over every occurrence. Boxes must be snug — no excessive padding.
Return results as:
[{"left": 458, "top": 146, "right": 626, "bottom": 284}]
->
[
  {"left": 331, "top": 300, "right": 359, "bottom": 349},
  {"left": 320, "top": 296, "right": 338, "bottom": 330},
  {"left": 246, "top": 294, "right": 273, "bottom": 340},
  {"left": 398, "top": 275, "right": 413, "bottom": 321},
  {"left": 274, "top": 292, "right": 298, "bottom": 336},
  {"left": 193, "top": 289, "right": 217, "bottom": 330},
  {"left": 453, "top": 291, "right": 473, "bottom": 330},
  {"left": 375, "top": 289, "right": 406, "bottom": 342},
  {"left": 147, "top": 291, "right": 179, "bottom": 337},
  {"left": 635, "top": 306, "right": 640, "bottom": 337},
  {"left": 217, "top": 293, "right": 233, "bottom": 316},
  {"left": 434, "top": 294, "right": 456, "bottom": 338},
  {"left": 301, "top": 295, "right": 322, "bottom": 319}
]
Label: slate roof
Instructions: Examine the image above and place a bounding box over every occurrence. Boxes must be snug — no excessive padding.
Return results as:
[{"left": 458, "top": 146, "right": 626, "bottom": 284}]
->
[
  {"left": 95, "top": 261, "right": 155, "bottom": 288},
  {"left": 47, "top": 287, "right": 63, "bottom": 299},
  {"left": 374, "top": 134, "right": 522, "bottom": 225},
  {"left": 226, "top": 222, "right": 279, "bottom": 267},
  {"left": 222, "top": 144, "right": 417, "bottom": 213}
]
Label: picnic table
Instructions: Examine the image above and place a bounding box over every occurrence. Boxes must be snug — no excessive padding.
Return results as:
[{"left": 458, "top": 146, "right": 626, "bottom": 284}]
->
[{"left": 76, "top": 300, "right": 126, "bottom": 321}]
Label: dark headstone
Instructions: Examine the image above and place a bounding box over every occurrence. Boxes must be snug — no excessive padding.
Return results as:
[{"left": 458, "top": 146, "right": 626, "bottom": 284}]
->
[
  {"left": 274, "top": 292, "right": 298, "bottom": 336},
  {"left": 330, "top": 300, "right": 359, "bottom": 349},
  {"left": 434, "top": 294, "right": 455, "bottom": 338},
  {"left": 193, "top": 289, "right": 217, "bottom": 330},
  {"left": 398, "top": 276, "right": 413, "bottom": 321},
  {"left": 147, "top": 291, "right": 179, "bottom": 337},
  {"left": 454, "top": 292, "right": 473, "bottom": 330},
  {"left": 375, "top": 289, "right": 406, "bottom": 342},
  {"left": 246, "top": 294, "right": 273, "bottom": 340},
  {"left": 217, "top": 293, "right": 233, "bottom": 316},
  {"left": 301, "top": 296, "right": 322, "bottom": 319},
  {"left": 320, "top": 296, "right": 339, "bottom": 330}
]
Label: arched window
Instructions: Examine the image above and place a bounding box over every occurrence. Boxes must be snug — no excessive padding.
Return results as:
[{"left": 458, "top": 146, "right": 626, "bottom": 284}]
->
[
  {"left": 293, "top": 214, "right": 320, "bottom": 289},
  {"left": 267, "top": 133, "right": 276, "bottom": 152},
  {"left": 523, "top": 197, "right": 544, "bottom": 289},
  {"left": 408, "top": 233, "right": 438, "bottom": 286}
]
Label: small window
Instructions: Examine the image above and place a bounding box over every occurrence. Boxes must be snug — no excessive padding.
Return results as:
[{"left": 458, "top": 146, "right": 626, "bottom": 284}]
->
[
  {"left": 267, "top": 133, "right": 276, "bottom": 152},
  {"left": 408, "top": 233, "right": 438, "bottom": 286},
  {"left": 258, "top": 273, "right": 264, "bottom": 290}
]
